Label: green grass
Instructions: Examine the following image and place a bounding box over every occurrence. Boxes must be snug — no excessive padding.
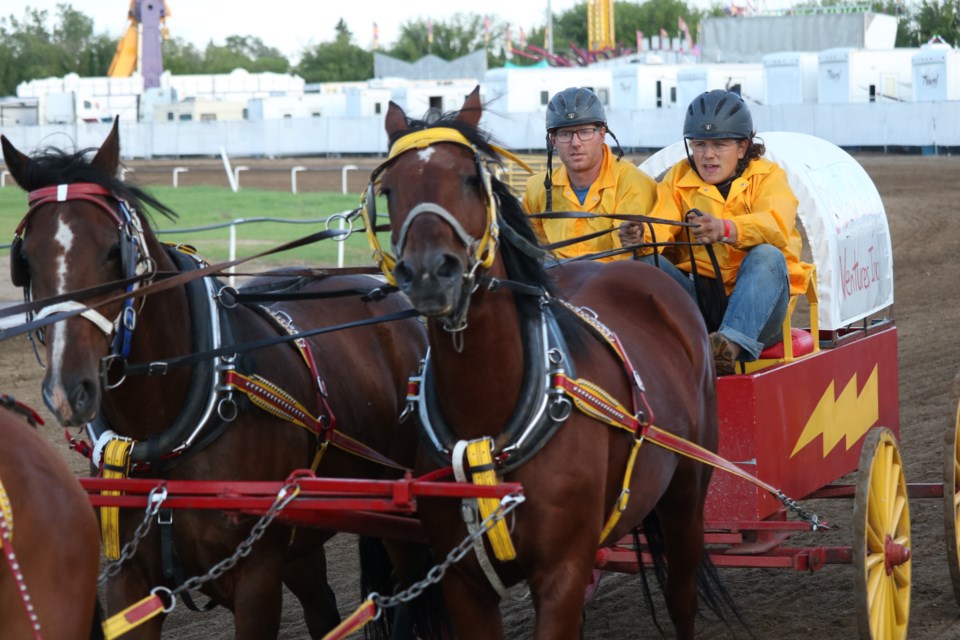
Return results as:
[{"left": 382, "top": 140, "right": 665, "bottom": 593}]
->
[{"left": 0, "top": 185, "right": 390, "bottom": 268}]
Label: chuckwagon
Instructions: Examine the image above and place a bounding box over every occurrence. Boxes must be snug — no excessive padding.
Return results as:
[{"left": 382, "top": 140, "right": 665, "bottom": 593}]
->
[{"left": 593, "top": 132, "right": 913, "bottom": 640}]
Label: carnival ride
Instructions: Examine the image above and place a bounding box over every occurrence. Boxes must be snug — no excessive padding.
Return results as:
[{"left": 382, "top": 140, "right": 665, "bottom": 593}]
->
[{"left": 107, "top": 0, "right": 169, "bottom": 89}]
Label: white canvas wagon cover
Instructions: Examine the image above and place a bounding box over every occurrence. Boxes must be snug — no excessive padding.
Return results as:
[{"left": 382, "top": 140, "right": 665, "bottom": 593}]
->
[{"left": 638, "top": 132, "right": 893, "bottom": 331}]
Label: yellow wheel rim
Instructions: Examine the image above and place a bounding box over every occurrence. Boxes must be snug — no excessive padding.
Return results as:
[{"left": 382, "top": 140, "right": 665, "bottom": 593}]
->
[
  {"left": 944, "top": 400, "right": 960, "bottom": 606},
  {"left": 854, "top": 427, "right": 910, "bottom": 640}
]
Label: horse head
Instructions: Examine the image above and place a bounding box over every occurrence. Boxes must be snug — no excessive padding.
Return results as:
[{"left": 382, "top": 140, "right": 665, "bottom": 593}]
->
[
  {"left": 376, "top": 87, "right": 507, "bottom": 328},
  {"left": 2, "top": 121, "right": 173, "bottom": 425}
]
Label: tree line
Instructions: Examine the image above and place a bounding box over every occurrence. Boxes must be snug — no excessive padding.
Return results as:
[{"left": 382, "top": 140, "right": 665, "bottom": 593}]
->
[{"left": 1, "top": 1, "right": 956, "bottom": 95}]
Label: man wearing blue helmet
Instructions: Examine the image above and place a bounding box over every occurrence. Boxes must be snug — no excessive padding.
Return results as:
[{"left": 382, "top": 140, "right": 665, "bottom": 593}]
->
[
  {"left": 523, "top": 87, "right": 656, "bottom": 262},
  {"left": 622, "top": 89, "right": 812, "bottom": 375}
]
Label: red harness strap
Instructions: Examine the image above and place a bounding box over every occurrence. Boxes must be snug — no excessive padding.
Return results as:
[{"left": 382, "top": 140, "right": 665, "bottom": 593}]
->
[{"left": 232, "top": 308, "right": 407, "bottom": 471}]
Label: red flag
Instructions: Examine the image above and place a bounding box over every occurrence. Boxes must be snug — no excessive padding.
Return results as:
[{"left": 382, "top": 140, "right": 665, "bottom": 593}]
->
[
  {"left": 636, "top": 30, "right": 644, "bottom": 52},
  {"left": 660, "top": 27, "right": 669, "bottom": 49},
  {"left": 484, "top": 16, "right": 491, "bottom": 46},
  {"left": 678, "top": 16, "right": 688, "bottom": 33}
]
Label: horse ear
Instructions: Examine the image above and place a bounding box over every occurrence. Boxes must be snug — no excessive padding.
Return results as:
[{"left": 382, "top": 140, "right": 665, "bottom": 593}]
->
[
  {"left": 454, "top": 86, "right": 482, "bottom": 129},
  {"left": 90, "top": 117, "right": 121, "bottom": 177},
  {"left": 384, "top": 101, "right": 408, "bottom": 138},
  {"left": 0, "top": 135, "right": 32, "bottom": 191}
]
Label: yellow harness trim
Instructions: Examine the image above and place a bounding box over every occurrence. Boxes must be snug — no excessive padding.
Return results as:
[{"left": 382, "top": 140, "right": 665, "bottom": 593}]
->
[
  {"left": 561, "top": 376, "right": 638, "bottom": 434},
  {"left": 102, "top": 593, "right": 165, "bottom": 639},
  {"left": 598, "top": 436, "right": 646, "bottom": 544},
  {"left": 100, "top": 438, "right": 133, "bottom": 560},
  {"left": 0, "top": 477, "right": 12, "bottom": 546},
  {"left": 466, "top": 438, "right": 517, "bottom": 561}
]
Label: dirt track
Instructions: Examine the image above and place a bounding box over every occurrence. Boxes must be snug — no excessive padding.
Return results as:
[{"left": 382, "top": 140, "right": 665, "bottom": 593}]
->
[{"left": 3, "top": 152, "right": 960, "bottom": 638}]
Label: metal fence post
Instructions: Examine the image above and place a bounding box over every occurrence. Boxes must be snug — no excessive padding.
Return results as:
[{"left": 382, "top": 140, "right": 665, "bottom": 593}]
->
[
  {"left": 291, "top": 166, "right": 306, "bottom": 194},
  {"left": 341, "top": 164, "right": 358, "bottom": 195},
  {"left": 172, "top": 167, "right": 189, "bottom": 188}
]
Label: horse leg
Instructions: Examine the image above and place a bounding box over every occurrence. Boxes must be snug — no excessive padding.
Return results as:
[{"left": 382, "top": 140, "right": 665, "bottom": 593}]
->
[
  {"left": 441, "top": 566, "right": 505, "bottom": 640},
  {"left": 232, "top": 549, "right": 285, "bottom": 640},
  {"left": 526, "top": 550, "right": 596, "bottom": 639},
  {"left": 282, "top": 531, "right": 340, "bottom": 639}
]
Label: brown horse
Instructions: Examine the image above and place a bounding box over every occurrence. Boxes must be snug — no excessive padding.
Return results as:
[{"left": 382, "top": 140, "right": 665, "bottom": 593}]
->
[
  {"left": 1, "top": 123, "right": 429, "bottom": 639},
  {"left": 371, "top": 88, "right": 721, "bottom": 638},
  {"left": 0, "top": 395, "right": 101, "bottom": 639}
]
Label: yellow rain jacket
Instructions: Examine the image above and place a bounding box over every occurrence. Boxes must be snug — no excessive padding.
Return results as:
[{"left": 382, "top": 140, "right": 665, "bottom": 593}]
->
[
  {"left": 654, "top": 157, "right": 813, "bottom": 296},
  {"left": 522, "top": 145, "right": 656, "bottom": 262}
]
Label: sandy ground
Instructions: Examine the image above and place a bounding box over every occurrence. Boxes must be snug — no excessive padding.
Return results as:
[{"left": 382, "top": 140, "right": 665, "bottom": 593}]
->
[{"left": 2, "top": 152, "right": 960, "bottom": 638}]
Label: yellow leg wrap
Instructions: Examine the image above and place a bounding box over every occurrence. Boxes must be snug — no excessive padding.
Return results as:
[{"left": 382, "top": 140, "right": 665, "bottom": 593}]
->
[
  {"left": 100, "top": 438, "right": 133, "bottom": 560},
  {"left": 466, "top": 438, "right": 517, "bottom": 562},
  {"left": 102, "top": 593, "right": 165, "bottom": 639},
  {"left": 598, "top": 436, "right": 645, "bottom": 545},
  {"left": 0, "top": 477, "right": 12, "bottom": 547}
]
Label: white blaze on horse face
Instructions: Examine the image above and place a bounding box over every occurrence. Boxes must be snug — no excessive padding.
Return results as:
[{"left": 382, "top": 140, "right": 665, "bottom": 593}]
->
[
  {"left": 417, "top": 147, "right": 435, "bottom": 164},
  {"left": 46, "top": 214, "right": 76, "bottom": 412}
]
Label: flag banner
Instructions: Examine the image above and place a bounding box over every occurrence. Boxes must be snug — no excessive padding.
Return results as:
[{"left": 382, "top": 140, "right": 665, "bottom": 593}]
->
[{"left": 636, "top": 30, "right": 644, "bottom": 51}]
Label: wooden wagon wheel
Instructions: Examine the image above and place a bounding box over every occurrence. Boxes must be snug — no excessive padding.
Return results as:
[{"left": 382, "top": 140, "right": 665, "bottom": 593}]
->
[
  {"left": 853, "top": 427, "right": 911, "bottom": 640},
  {"left": 944, "top": 399, "right": 960, "bottom": 606}
]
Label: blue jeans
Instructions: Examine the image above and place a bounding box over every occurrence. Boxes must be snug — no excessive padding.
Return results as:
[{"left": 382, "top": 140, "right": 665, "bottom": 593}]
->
[{"left": 638, "top": 245, "right": 790, "bottom": 361}]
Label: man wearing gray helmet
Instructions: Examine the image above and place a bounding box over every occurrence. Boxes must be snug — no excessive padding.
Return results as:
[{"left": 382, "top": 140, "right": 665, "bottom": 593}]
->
[
  {"left": 523, "top": 87, "right": 656, "bottom": 262},
  {"left": 621, "top": 89, "right": 812, "bottom": 375}
]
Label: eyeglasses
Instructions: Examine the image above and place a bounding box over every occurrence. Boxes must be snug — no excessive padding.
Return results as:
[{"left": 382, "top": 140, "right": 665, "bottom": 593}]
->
[{"left": 553, "top": 127, "right": 601, "bottom": 143}]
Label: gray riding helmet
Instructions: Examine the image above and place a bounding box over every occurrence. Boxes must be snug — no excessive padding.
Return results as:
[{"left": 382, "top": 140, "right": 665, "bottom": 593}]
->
[
  {"left": 683, "top": 90, "right": 753, "bottom": 140},
  {"left": 546, "top": 87, "right": 606, "bottom": 132}
]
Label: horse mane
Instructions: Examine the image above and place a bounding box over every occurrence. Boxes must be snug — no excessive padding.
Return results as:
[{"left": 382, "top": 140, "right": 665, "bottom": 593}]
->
[{"left": 15, "top": 145, "right": 178, "bottom": 226}]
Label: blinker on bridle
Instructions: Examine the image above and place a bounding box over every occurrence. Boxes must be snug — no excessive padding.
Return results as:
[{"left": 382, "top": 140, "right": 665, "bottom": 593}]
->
[{"left": 13, "top": 182, "right": 153, "bottom": 365}]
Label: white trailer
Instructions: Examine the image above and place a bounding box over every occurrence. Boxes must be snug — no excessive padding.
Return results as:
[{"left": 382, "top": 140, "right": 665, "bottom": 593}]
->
[
  {"left": 676, "top": 63, "right": 764, "bottom": 108},
  {"left": 763, "top": 52, "right": 819, "bottom": 105},
  {"left": 818, "top": 47, "right": 918, "bottom": 103},
  {"left": 912, "top": 44, "right": 960, "bottom": 102},
  {"left": 482, "top": 66, "right": 613, "bottom": 114},
  {"left": 611, "top": 63, "right": 685, "bottom": 110}
]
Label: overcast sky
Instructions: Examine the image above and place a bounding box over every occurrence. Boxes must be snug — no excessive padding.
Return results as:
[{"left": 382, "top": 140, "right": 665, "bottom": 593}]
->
[{"left": 13, "top": 1, "right": 594, "bottom": 63}]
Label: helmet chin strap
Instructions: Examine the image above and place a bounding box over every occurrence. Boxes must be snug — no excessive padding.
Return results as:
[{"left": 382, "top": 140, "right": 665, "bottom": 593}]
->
[{"left": 544, "top": 133, "right": 554, "bottom": 213}]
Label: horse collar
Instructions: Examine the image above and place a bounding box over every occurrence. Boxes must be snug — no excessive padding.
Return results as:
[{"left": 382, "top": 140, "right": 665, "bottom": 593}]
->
[{"left": 412, "top": 303, "right": 577, "bottom": 474}]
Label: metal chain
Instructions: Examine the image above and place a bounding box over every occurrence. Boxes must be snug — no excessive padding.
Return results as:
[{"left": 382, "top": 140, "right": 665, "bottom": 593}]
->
[
  {"left": 170, "top": 480, "right": 301, "bottom": 599},
  {"left": 373, "top": 492, "right": 525, "bottom": 611},
  {"left": 777, "top": 491, "right": 828, "bottom": 531},
  {"left": 98, "top": 485, "right": 169, "bottom": 585}
]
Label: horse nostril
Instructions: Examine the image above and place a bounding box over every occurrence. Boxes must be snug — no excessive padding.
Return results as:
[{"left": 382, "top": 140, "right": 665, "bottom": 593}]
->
[
  {"left": 393, "top": 260, "right": 415, "bottom": 289},
  {"left": 70, "top": 379, "right": 99, "bottom": 417},
  {"left": 435, "top": 253, "right": 463, "bottom": 282}
]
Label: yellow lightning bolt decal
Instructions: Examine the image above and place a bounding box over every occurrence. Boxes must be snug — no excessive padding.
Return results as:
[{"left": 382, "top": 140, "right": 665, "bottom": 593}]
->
[{"left": 790, "top": 366, "right": 879, "bottom": 459}]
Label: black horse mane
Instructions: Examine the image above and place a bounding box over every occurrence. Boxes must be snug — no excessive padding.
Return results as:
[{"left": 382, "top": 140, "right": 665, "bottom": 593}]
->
[{"left": 15, "top": 145, "right": 177, "bottom": 225}]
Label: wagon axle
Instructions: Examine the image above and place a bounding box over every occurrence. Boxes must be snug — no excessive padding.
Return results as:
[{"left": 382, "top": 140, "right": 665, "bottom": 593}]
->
[{"left": 884, "top": 534, "right": 910, "bottom": 575}]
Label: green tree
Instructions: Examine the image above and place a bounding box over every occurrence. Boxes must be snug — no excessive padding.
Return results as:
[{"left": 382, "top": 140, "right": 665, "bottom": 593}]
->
[
  {"left": 296, "top": 19, "right": 372, "bottom": 82},
  {"left": 387, "top": 13, "right": 491, "bottom": 61},
  {"left": 161, "top": 37, "right": 205, "bottom": 75},
  {"left": 911, "top": 0, "right": 959, "bottom": 45},
  {"left": 204, "top": 35, "right": 290, "bottom": 74}
]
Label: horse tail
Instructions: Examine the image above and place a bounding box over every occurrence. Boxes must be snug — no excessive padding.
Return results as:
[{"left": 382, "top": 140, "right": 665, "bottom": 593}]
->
[
  {"left": 358, "top": 536, "right": 454, "bottom": 640},
  {"left": 90, "top": 597, "right": 106, "bottom": 640},
  {"left": 637, "top": 512, "right": 752, "bottom": 638}
]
